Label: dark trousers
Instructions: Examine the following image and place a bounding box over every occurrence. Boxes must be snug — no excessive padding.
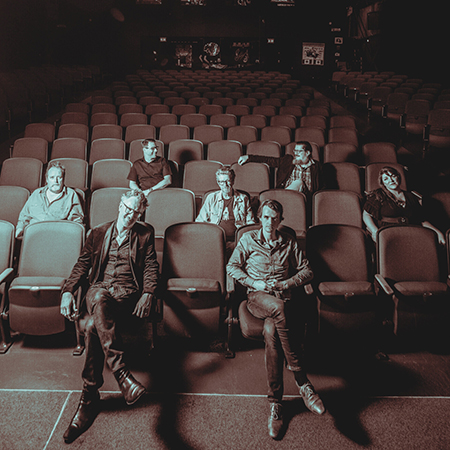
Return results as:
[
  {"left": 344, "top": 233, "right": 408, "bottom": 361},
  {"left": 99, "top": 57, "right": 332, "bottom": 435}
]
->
[
  {"left": 82, "top": 287, "right": 139, "bottom": 392},
  {"left": 247, "top": 291, "right": 305, "bottom": 403}
]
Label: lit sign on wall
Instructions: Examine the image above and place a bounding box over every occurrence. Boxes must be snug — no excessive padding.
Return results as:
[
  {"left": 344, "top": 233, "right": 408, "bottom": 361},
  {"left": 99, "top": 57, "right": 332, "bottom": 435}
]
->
[
  {"left": 302, "top": 42, "right": 325, "bottom": 66},
  {"left": 270, "top": 0, "right": 295, "bottom": 6}
]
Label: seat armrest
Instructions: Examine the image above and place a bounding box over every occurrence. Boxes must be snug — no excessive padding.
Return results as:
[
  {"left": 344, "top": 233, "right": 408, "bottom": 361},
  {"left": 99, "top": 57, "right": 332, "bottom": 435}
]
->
[
  {"left": 0, "top": 268, "right": 14, "bottom": 285},
  {"left": 374, "top": 274, "right": 394, "bottom": 296},
  {"left": 423, "top": 123, "right": 430, "bottom": 141}
]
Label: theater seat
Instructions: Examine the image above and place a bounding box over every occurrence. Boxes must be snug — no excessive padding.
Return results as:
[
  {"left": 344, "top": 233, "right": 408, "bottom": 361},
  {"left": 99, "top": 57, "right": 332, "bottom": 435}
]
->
[
  {"left": 375, "top": 225, "right": 450, "bottom": 342},
  {"left": 161, "top": 222, "right": 227, "bottom": 340},
  {"left": 8, "top": 221, "right": 85, "bottom": 337}
]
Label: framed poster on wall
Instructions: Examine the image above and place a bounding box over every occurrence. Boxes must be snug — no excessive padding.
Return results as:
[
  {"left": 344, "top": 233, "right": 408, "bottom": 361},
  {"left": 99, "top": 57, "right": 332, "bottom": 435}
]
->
[{"left": 302, "top": 42, "right": 325, "bottom": 66}]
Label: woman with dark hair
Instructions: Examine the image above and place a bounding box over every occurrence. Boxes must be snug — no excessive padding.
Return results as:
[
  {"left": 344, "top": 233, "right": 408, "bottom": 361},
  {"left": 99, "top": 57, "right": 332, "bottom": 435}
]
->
[{"left": 363, "top": 166, "right": 445, "bottom": 244}]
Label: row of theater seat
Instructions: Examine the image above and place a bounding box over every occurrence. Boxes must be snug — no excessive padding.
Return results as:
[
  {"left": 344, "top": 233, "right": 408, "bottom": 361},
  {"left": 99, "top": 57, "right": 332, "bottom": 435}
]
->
[
  {"left": 1, "top": 217, "right": 450, "bottom": 353},
  {"left": 333, "top": 70, "right": 450, "bottom": 149},
  {"left": 2, "top": 178, "right": 450, "bottom": 239}
]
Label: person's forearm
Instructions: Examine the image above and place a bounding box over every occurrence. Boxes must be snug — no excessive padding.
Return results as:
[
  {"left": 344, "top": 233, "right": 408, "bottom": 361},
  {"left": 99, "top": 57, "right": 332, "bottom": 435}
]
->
[
  {"left": 363, "top": 211, "right": 378, "bottom": 239},
  {"left": 147, "top": 176, "right": 171, "bottom": 194},
  {"left": 282, "top": 261, "right": 314, "bottom": 290}
]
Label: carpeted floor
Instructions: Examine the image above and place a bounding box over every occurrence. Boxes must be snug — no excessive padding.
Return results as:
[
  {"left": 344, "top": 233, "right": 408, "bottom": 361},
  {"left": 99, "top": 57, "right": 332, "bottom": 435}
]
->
[{"left": 1, "top": 390, "right": 450, "bottom": 450}]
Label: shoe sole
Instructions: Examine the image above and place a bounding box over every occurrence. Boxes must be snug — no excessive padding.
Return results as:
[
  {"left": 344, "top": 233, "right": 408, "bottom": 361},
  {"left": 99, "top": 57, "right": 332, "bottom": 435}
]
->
[{"left": 125, "top": 388, "right": 146, "bottom": 406}]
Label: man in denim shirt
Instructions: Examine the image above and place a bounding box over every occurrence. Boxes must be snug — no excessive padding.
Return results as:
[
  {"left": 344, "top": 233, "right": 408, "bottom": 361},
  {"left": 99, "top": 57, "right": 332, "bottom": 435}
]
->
[
  {"left": 196, "top": 166, "right": 255, "bottom": 256},
  {"left": 16, "top": 161, "right": 84, "bottom": 238},
  {"left": 227, "top": 199, "right": 325, "bottom": 439}
]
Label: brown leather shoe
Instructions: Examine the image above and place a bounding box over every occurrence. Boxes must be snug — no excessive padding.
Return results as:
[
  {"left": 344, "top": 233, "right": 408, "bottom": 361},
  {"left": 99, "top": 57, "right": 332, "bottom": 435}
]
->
[
  {"left": 63, "top": 390, "right": 100, "bottom": 444},
  {"left": 299, "top": 381, "right": 325, "bottom": 415},
  {"left": 114, "top": 368, "right": 146, "bottom": 405},
  {"left": 268, "top": 402, "right": 284, "bottom": 439}
]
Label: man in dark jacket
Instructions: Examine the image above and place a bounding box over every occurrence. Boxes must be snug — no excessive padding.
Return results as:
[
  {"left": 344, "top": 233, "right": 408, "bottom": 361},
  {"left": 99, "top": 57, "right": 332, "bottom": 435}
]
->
[
  {"left": 60, "top": 189, "right": 159, "bottom": 444},
  {"left": 238, "top": 141, "right": 322, "bottom": 198}
]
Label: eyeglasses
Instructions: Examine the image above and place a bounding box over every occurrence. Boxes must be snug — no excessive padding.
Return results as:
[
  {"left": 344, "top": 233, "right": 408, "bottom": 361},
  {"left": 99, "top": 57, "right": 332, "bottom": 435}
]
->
[
  {"left": 121, "top": 201, "right": 141, "bottom": 216},
  {"left": 217, "top": 180, "right": 232, "bottom": 185}
]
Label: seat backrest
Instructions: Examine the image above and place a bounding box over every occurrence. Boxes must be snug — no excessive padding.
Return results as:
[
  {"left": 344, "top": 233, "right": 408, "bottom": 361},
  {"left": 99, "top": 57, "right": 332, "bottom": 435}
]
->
[
  {"left": 260, "top": 126, "right": 292, "bottom": 146},
  {"left": 180, "top": 113, "right": 208, "bottom": 129},
  {"left": 322, "top": 162, "right": 362, "bottom": 195},
  {"left": 377, "top": 225, "right": 440, "bottom": 282},
  {"left": 323, "top": 142, "right": 359, "bottom": 164},
  {"left": 57, "top": 123, "right": 89, "bottom": 141},
  {"left": 0, "top": 220, "right": 14, "bottom": 273},
  {"left": 18, "top": 221, "right": 84, "bottom": 277},
  {"left": 328, "top": 127, "right": 359, "bottom": 147},
  {"left": 362, "top": 142, "right": 397, "bottom": 165},
  {"left": 230, "top": 162, "right": 270, "bottom": 197},
  {"left": 270, "top": 114, "right": 297, "bottom": 129},
  {"left": 61, "top": 112, "right": 89, "bottom": 126},
  {"left": 90, "top": 159, "right": 132, "bottom": 191},
  {"left": 65, "top": 103, "right": 90, "bottom": 115},
  {"left": 150, "top": 113, "right": 177, "bottom": 128},
  {"left": 312, "top": 190, "right": 362, "bottom": 227},
  {"left": 247, "top": 141, "right": 281, "bottom": 158},
  {"left": 425, "top": 192, "right": 450, "bottom": 233},
  {"left": 12, "top": 137, "right": 48, "bottom": 163},
  {"left": 168, "top": 139, "right": 203, "bottom": 165},
  {"left": 259, "top": 189, "right": 306, "bottom": 235},
  {"left": 193, "top": 125, "right": 224, "bottom": 146},
  {"left": 91, "top": 103, "right": 117, "bottom": 115},
  {"left": 207, "top": 140, "right": 242, "bottom": 165},
  {"left": 294, "top": 126, "right": 325, "bottom": 148},
  {"left": 90, "top": 112, "right": 118, "bottom": 127},
  {"left": 210, "top": 113, "right": 237, "bottom": 129},
  {"left": 51, "top": 137, "right": 87, "bottom": 160},
  {"left": 227, "top": 125, "right": 258, "bottom": 146},
  {"left": 24, "top": 123, "right": 55, "bottom": 143},
  {"left": 0, "top": 187, "right": 30, "bottom": 225},
  {"left": 240, "top": 114, "right": 267, "bottom": 129},
  {"left": 306, "top": 224, "right": 370, "bottom": 282},
  {"left": 91, "top": 124, "right": 123, "bottom": 141},
  {"left": 124, "top": 124, "right": 156, "bottom": 143},
  {"left": 120, "top": 112, "right": 148, "bottom": 127},
  {"left": 50, "top": 157, "right": 88, "bottom": 191},
  {"left": 89, "top": 187, "right": 129, "bottom": 229},
  {"left": 145, "top": 104, "right": 170, "bottom": 115},
  {"left": 159, "top": 124, "right": 190, "bottom": 145},
  {"left": 183, "top": 160, "right": 223, "bottom": 197},
  {"left": 0, "top": 157, "right": 43, "bottom": 192},
  {"left": 89, "top": 138, "right": 125, "bottom": 165},
  {"left": 163, "top": 222, "right": 226, "bottom": 294},
  {"left": 145, "top": 188, "right": 195, "bottom": 237}
]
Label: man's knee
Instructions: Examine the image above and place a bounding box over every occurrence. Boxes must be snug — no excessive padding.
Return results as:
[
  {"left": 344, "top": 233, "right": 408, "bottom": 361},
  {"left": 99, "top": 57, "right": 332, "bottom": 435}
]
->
[
  {"left": 84, "top": 316, "right": 96, "bottom": 336},
  {"left": 263, "top": 318, "right": 277, "bottom": 342}
]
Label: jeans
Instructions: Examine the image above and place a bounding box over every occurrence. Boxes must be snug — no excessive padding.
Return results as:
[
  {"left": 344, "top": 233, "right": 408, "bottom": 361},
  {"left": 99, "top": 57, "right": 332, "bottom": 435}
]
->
[
  {"left": 82, "top": 287, "right": 138, "bottom": 392},
  {"left": 247, "top": 291, "right": 305, "bottom": 403}
]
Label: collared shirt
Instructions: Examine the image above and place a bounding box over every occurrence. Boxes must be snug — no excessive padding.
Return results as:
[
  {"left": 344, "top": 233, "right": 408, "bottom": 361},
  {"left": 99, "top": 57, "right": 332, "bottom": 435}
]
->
[
  {"left": 227, "top": 228, "right": 313, "bottom": 300},
  {"left": 127, "top": 157, "right": 172, "bottom": 190},
  {"left": 16, "top": 186, "right": 84, "bottom": 235},
  {"left": 196, "top": 190, "right": 255, "bottom": 229},
  {"left": 93, "top": 227, "right": 139, "bottom": 300},
  {"left": 285, "top": 159, "right": 315, "bottom": 193}
]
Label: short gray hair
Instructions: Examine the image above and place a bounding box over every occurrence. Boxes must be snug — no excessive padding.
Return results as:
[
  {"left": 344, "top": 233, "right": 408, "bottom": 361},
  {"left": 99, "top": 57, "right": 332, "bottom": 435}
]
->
[
  {"left": 215, "top": 166, "right": 235, "bottom": 183},
  {"left": 121, "top": 189, "right": 148, "bottom": 211},
  {"left": 46, "top": 160, "right": 66, "bottom": 179}
]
